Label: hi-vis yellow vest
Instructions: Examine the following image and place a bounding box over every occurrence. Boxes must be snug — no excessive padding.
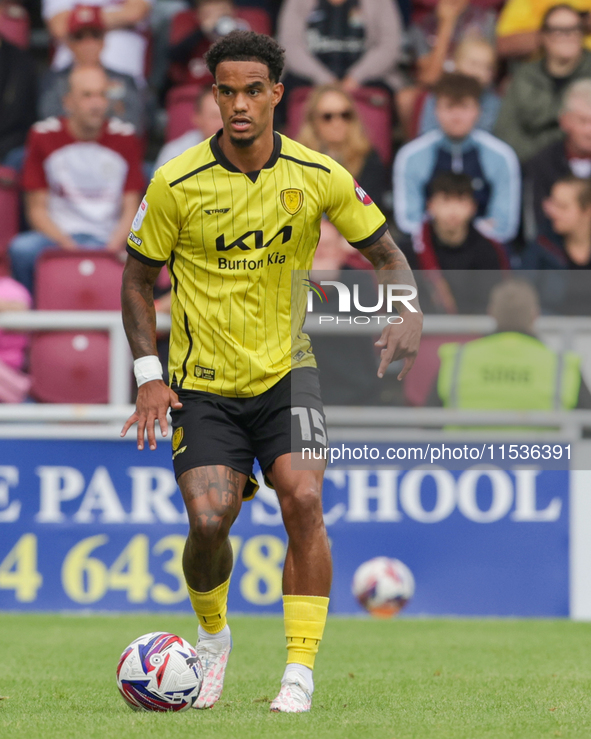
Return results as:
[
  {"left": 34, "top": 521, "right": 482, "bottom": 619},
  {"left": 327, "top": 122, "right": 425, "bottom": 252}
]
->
[{"left": 438, "top": 332, "right": 581, "bottom": 410}]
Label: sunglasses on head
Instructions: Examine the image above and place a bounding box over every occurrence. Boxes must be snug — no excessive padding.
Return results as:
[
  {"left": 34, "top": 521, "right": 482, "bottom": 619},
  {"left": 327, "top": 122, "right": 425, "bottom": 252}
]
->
[
  {"left": 71, "top": 28, "right": 103, "bottom": 40},
  {"left": 318, "top": 110, "right": 354, "bottom": 122}
]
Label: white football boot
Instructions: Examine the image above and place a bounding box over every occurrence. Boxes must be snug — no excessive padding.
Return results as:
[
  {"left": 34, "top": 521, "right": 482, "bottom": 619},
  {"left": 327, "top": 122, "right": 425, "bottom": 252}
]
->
[
  {"left": 193, "top": 626, "right": 232, "bottom": 709},
  {"left": 270, "top": 670, "right": 312, "bottom": 713}
]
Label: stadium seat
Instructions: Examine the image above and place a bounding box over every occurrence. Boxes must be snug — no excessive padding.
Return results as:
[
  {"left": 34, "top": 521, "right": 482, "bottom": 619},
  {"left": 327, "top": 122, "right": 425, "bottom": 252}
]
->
[
  {"left": 0, "top": 166, "right": 20, "bottom": 276},
  {"left": 32, "top": 251, "right": 123, "bottom": 403},
  {"left": 403, "top": 335, "right": 476, "bottom": 407},
  {"left": 0, "top": 1, "right": 30, "bottom": 48},
  {"left": 165, "top": 84, "right": 202, "bottom": 142},
  {"left": 35, "top": 250, "right": 124, "bottom": 310},
  {"left": 286, "top": 86, "right": 393, "bottom": 165},
  {"left": 29, "top": 332, "right": 109, "bottom": 403},
  {"left": 235, "top": 7, "right": 272, "bottom": 35}
]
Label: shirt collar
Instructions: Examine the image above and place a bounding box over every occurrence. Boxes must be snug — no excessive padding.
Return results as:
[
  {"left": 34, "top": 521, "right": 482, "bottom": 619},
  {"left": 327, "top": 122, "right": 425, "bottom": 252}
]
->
[{"left": 210, "top": 129, "right": 282, "bottom": 182}]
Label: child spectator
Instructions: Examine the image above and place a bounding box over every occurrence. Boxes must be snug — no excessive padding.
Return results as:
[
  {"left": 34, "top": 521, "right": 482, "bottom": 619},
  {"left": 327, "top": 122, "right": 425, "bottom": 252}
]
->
[
  {"left": 43, "top": 0, "right": 152, "bottom": 83},
  {"left": 393, "top": 73, "right": 521, "bottom": 243},
  {"left": 278, "top": 0, "right": 404, "bottom": 94},
  {"left": 523, "top": 79, "right": 591, "bottom": 241},
  {"left": 297, "top": 85, "right": 389, "bottom": 213},
  {"left": 154, "top": 88, "right": 222, "bottom": 169},
  {"left": 9, "top": 66, "right": 143, "bottom": 293},
  {"left": 405, "top": 172, "right": 508, "bottom": 315},
  {"left": 494, "top": 4, "right": 591, "bottom": 163},
  {"left": 418, "top": 37, "right": 501, "bottom": 135},
  {"left": 0, "top": 277, "right": 32, "bottom": 403},
  {"left": 39, "top": 5, "right": 145, "bottom": 134},
  {"left": 168, "top": 0, "right": 249, "bottom": 88},
  {"left": 411, "top": 172, "right": 509, "bottom": 270}
]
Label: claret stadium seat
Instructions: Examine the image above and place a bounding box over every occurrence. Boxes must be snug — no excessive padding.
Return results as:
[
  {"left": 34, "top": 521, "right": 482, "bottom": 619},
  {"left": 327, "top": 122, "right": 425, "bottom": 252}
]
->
[
  {"left": 29, "top": 332, "right": 110, "bottom": 404},
  {"left": 35, "top": 250, "right": 124, "bottom": 310},
  {"left": 0, "top": 1, "right": 30, "bottom": 48},
  {"left": 165, "top": 83, "right": 203, "bottom": 142},
  {"left": 30, "top": 251, "right": 124, "bottom": 403},
  {"left": 0, "top": 166, "right": 20, "bottom": 275}
]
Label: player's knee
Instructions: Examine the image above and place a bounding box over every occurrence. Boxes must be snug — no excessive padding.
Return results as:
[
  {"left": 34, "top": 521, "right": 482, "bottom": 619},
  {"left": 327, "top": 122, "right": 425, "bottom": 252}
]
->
[
  {"left": 187, "top": 510, "right": 233, "bottom": 548},
  {"left": 280, "top": 482, "right": 324, "bottom": 535}
]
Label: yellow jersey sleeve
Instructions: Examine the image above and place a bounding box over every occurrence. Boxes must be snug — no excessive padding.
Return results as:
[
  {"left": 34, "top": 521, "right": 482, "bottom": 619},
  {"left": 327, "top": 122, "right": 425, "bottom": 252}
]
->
[
  {"left": 127, "top": 167, "right": 180, "bottom": 266},
  {"left": 324, "top": 160, "right": 388, "bottom": 249}
]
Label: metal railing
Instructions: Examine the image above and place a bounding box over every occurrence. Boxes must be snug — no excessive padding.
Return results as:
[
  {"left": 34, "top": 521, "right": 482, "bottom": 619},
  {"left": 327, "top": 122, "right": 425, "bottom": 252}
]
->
[{"left": 0, "top": 311, "right": 589, "bottom": 437}]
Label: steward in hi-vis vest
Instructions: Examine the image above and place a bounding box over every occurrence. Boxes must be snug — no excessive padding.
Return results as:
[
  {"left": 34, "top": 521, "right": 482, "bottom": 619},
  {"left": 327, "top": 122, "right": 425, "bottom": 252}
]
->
[{"left": 437, "top": 332, "right": 581, "bottom": 410}]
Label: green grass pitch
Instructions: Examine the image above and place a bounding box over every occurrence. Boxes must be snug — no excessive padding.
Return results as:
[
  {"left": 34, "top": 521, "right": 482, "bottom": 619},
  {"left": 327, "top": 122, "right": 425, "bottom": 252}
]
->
[{"left": 1, "top": 614, "right": 591, "bottom": 739}]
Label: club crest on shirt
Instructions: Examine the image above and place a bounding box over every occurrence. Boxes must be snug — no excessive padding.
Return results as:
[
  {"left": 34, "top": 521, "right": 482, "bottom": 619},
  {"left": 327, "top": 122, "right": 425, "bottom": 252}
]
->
[
  {"left": 194, "top": 365, "right": 215, "bottom": 381},
  {"left": 280, "top": 189, "right": 304, "bottom": 215}
]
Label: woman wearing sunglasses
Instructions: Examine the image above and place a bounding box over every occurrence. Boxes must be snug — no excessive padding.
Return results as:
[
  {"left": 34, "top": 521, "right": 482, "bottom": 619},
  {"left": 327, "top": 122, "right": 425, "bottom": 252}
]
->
[{"left": 297, "top": 85, "right": 389, "bottom": 214}]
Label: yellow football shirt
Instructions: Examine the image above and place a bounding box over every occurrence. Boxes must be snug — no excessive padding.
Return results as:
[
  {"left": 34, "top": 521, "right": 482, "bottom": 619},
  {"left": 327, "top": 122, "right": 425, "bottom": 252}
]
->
[
  {"left": 127, "top": 131, "right": 387, "bottom": 397},
  {"left": 497, "top": 0, "right": 591, "bottom": 49}
]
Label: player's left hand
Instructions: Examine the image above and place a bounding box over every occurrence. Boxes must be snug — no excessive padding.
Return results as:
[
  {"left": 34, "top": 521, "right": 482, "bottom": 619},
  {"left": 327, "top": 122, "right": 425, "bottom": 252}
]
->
[{"left": 375, "top": 310, "right": 423, "bottom": 380}]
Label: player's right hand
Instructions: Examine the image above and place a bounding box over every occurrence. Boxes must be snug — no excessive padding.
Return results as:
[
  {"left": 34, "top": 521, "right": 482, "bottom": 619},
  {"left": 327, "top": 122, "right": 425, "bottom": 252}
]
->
[{"left": 120, "top": 381, "right": 183, "bottom": 451}]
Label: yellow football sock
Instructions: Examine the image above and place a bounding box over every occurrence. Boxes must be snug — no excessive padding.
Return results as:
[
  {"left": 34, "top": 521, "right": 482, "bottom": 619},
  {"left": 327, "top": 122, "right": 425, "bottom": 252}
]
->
[
  {"left": 186, "top": 577, "right": 230, "bottom": 634},
  {"left": 283, "top": 594, "right": 330, "bottom": 670}
]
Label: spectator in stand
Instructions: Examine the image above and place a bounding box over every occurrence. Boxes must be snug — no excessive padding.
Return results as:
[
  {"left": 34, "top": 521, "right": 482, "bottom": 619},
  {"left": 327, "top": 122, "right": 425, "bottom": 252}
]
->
[
  {"left": 43, "top": 0, "right": 152, "bottom": 83},
  {"left": 0, "top": 277, "right": 32, "bottom": 403},
  {"left": 277, "top": 0, "right": 404, "bottom": 94},
  {"left": 523, "top": 79, "right": 591, "bottom": 241},
  {"left": 393, "top": 73, "right": 521, "bottom": 244},
  {"left": 154, "top": 88, "right": 222, "bottom": 170},
  {"left": 496, "top": 0, "right": 591, "bottom": 59},
  {"left": 9, "top": 66, "right": 144, "bottom": 293},
  {"left": 296, "top": 85, "right": 389, "bottom": 213},
  {"left": 39, "top": 5, "right": 145, "bottom": 134},
  {"left": 0, "top": 36, "right": 37, "bottom": 168},
  {"left": 417, "top": 37, "right": 501, "bottom": 136},
  {"left": 168, "top": 0, "right": 250, "bottom": 88},
  {"left": 405, "top": 172, "right": 508, "bottom": 315},
  {"left": 410, "top": 172, "right": 509, "bottom": 271},
  {"left": 433, "top": 279, "right": 590, "bottom": 410},
  {"left": 407, "top": 0, "right": 497, "bottom": 88},
  {"left": 522, "top": 175, "right": 591, "bottom": 268},
  {"left": 494, "top": 4, "right": 591, "bottom": 163}
]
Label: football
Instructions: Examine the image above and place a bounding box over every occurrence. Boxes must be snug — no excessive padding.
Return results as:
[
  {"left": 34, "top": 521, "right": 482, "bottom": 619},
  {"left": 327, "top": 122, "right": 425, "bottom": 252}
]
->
[
  {"left": 116, "top": 632, "right": 203, "bottom": 711},
  {"left": 352, "top": 557, "right": 415, "bottom": 617}
]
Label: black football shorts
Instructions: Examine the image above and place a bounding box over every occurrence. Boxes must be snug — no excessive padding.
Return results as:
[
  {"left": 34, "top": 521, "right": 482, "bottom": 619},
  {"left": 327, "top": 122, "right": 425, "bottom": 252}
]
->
[{"left": 170, "top": 367, "right": 327, "bottom": 499}]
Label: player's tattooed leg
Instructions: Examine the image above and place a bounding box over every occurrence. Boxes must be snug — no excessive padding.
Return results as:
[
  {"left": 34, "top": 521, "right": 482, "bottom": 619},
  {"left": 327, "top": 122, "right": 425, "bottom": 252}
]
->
[{"left": 179, "top": 465, "right": 246, "bottom": 592}]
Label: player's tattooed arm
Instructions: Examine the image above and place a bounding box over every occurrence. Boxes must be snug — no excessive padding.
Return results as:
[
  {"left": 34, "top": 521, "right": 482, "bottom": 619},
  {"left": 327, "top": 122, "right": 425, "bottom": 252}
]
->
[
  {"left": 358, "top": 230, "right": 411, "bottom": 273},
  {"left": 359, "top": 230, "right": 423, "bottom": 381},
  {"left": 121, "top": 255, "right": 161, "bottom": 359},
  {"left": 121, "top": 255, "right": 182, "bottom": 451}
]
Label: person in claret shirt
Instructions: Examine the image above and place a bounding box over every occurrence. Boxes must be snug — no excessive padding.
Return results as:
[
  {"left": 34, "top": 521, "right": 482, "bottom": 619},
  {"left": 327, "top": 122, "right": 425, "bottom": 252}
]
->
[
  {"left": 523, "top": 79, "right": 591, "bottom": 242},
  {"left": 404, "top": 172, "right": 508, "bottom": 314},
  {"left": 410, "top": 172, "right": 508, "bottom": 271},
  {"left": 9, "top": 65, "right": 143, "bottom": 294}
]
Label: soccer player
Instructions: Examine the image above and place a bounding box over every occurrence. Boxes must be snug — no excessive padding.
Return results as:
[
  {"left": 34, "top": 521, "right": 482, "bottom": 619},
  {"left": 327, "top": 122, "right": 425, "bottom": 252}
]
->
[{"left": 121, "top": 31, "right": 422, "bottom": 713}]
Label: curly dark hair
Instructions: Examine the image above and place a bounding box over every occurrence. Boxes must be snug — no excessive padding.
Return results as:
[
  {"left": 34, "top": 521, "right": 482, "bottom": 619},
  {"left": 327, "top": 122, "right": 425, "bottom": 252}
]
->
[{"left": 204, "top": 31, "right": 285, "bottom": 83}]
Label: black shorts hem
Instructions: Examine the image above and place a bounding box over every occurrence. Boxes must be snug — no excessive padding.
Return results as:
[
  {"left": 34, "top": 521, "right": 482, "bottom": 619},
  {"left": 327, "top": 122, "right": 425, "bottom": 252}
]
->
[{"left": 173, "top": 457, "right": 252, "bottom": 482}]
